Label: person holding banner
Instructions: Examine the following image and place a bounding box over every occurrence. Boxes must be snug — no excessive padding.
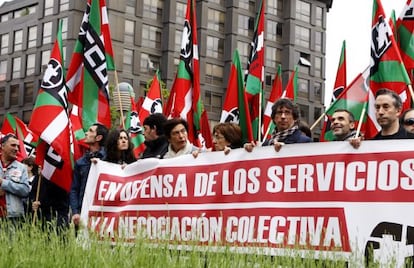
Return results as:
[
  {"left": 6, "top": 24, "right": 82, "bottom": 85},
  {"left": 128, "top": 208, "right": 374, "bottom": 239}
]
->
[
  {"left": 0, "top": 134, "right": 30, "bottom": 224},
  {"left": 373, "top": 88, "right": 414, "bottom": 140},
  {"left": 244, "top": 98, "right": 311, "bottom": 152},
  {"left": 104, "top": 129, "right": 136, "bottom": 165},
  {"left": 163, "top": 118, "right": 200, "bottom": 159},
  {"left": 212, "top": 122, "right": 242, "bottom": 155},
  {"left": 141, "top": 113, "right": 168, "bottom": 159},
  {"left": 70, "top": 123, "right": 108, "bottom": 232},
  {"left": 401, "top": 108, "right": 414, "bottom": 134}
]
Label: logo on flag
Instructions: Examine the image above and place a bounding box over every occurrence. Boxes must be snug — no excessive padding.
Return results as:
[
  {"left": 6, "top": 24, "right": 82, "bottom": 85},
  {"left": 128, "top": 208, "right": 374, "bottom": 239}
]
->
[
  {"left": 151, "top": 99, "right": 163, "bottom": 113},
  {"left": 371, "top": 16, "right": 392, "bottom": 61}
]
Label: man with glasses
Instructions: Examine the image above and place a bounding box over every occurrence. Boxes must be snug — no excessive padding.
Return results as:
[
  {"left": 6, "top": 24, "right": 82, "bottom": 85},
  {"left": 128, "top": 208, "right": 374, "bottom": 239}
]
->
[
  {"left": 401, "top": 108, "right": 414, "bottom": 134},
  {"left": 244, "top": 98, "right": 311, "bottom": 152},
  {"left": 0, "top": 134, "right": 30, "bottom": 222}
]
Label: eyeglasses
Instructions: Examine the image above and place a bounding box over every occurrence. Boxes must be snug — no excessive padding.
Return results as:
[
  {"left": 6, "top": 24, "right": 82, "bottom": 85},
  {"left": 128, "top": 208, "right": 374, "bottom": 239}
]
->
[{"left": 403, "top": 118, "right": 414, "bottom": 126}]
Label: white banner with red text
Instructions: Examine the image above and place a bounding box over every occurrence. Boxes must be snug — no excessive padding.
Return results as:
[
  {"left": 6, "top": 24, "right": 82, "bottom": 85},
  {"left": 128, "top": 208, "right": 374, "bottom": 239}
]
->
[{"left": 80, "top": 140, "right": 414, "bottom": 265}]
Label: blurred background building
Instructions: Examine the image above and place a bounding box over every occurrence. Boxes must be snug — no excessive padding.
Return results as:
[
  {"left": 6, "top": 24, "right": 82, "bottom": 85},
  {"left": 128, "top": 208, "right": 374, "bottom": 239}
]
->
[{"left": 0, "top": 0, "right": 332, "bottom": 139}]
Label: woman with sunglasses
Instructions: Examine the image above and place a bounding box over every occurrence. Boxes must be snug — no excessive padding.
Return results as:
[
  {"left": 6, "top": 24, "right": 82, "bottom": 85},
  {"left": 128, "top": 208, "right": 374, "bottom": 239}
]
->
[{"left": 401, "top": 108, "right": 414, "bottom": 134}]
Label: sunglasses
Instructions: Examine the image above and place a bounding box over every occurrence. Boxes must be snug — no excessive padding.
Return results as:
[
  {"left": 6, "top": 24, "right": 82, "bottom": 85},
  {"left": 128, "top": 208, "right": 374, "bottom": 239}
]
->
[{"left": 403, "top": 118, "right": 414, "bottom": 126}]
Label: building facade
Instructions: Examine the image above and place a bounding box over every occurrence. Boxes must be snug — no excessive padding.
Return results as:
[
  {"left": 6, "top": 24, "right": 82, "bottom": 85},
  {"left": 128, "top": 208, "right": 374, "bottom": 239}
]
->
[{"left": 0, "top": 0, "right": 332, "bottom": 139}]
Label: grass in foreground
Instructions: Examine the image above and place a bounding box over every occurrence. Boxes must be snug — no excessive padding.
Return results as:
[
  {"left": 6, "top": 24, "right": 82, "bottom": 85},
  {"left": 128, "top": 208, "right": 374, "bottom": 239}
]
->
[{"left": 0, "top": 219, "right": 389, "bottom": 267}]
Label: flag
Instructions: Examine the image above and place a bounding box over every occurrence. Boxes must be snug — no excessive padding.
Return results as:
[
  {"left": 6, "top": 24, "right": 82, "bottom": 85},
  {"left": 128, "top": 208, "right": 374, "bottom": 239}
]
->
[
  {"left": 164, "top": 0, "right": 207, "bottom": 147},
  {"left": 139, "top": 70, "right": 163, "bottom": 123},
  {"left": 66, "top": 0, "right": 114, "bottom": 131},
  {"left": 220, "top": 49, "right": 254, "bottom": 144},
  {"left": 283, "top": 66, "right": 298, "bottom": 100},
  {"left": 29, "top": 20, "right": 74, "bottom": 192},
  {"left": 323, "top": 68, "right": 370, "bottom": 141},
  {"left": 126, "top": 95, "right": 145, "bottom": 158},
  {"left": 244, "top": 0, "right": 265, "bottom": 141},
  {"left": 262, "top": 64, "right": 282, "bottom": 140},
  {"left": 69, "top": 105, "right": 87, "bottom": 160},
  {"left": 320, "top": 40, "right": 347, "bottom": 141},
  {"left": 397, "top": 0, "right": 414, "bottom": 81},
  {"left": 1, "top": 113, "right": 38, "bottom": 161},
  {"left": 368, "top": 0, "right": 411, "bottom": 138}
]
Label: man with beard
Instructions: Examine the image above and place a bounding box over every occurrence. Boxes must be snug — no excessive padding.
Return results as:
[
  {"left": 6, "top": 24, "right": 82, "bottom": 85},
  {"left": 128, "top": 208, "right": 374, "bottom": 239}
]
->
[{"left": 373, "top": 88, "right": 414, "bottom": 140}]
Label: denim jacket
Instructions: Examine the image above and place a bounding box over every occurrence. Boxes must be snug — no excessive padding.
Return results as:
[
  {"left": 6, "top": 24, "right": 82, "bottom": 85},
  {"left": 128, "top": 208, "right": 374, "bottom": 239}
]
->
[{"left": 0, "top": 160, "right": 30, "bottom": 218}]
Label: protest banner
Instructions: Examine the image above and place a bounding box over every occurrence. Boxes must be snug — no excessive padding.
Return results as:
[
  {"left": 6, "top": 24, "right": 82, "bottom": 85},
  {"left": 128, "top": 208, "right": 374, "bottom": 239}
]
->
[{"left": 81, "top": 140, "right": 414, "bottom": 266}]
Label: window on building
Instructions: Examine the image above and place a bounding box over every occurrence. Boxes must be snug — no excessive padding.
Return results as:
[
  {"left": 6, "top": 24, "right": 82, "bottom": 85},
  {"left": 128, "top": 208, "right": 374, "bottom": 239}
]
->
[
  {"left": 60, "top": 0, "right": 69, "bottom": 12},
  {"left": 12, "top": 57, "right": 21, "bottom": 79},
  {"left": 1, "top": 13, "right": 8, "bottom": 22},
  {"left": 238, "top": 14, "right": 250, "bottom": 36},
  {"left": 314, "top": 56, "right": 323, "bottom": 77},
  {"left": 315, "top": 6, "right": 323, "bottom": 27},
  {"left": 126, "top": 0, "right": 136, "bottom": 15},
  {"left": 13, "top": 30, "right": 23, "bottom": 52},
  {"left": 204, "top": 91, "right": 222, "bottom": 114},
  {"left": 28, "top": 26, "right": 37, "bottom": 48},
  {"left": 123, "top": 48, "right": 133, "bottom": 73},
  {"left": 41, "top": 50, "right": 50, "bottom": 70},
  {"left": 125, "top": 20, "right": 135, "bottom": 43},
  {"left": 10, "top": 84, "right": 19, "bottom": 106},
  {"left": 295, "top": 25, "right": 310, "bottom": 48},
  {"left": 239, "top": 0, "right": 254, "bottom": 12},
  {"left": 1, "top": 33, "right": 8, "bottom": 55},
  {"left": 299, "top": 52, "right": 311, "bottom": 75},
  {"left": 298, "top": 103, "right": 309, "bottom": 122},
  {"left": 26, "top": 54, "right": 36, "bottom": 76},
  {"left": 141, "top": 24, "right": 161, "bottom": 49},
  {"left": 0, "top": 60, "right": 7, "bottom": 81},
  {"left": 207, "top": 8, "right": 224, "bottom": 32},
  {"left": 268, "top": 0, "right": 283, "bottom": 16},
  {"left": 298, "top": 78, "right": 309, "bottom": 98},
  {"left": 296, "top": 0, "right": 310, "bottom": 23},
  {"left": 205, "top": 63, "right": 223, "bottom": 86},
  {"left": 0, "top": 87, "right": 4, "bottom": 108},
  {"left": 43, "top": 21, "right": 53, "bottom": 44},
  {"left": 140, "top": 53, "right": 159, "bottom": 73},
  {"left": 44, "top": 0, "right": 54, "bottom": 16},
  {"left": 206, "top": 36, "right": 224, "bottom": 58},
  {"left": 176, "top": 2, "right": 186, "bottom": 26},
  {"left": 314, "top": 82, "right": 322, "bottom": 100},
  {"left": 237, "top": 41, "right": 249, "bottom": 67},
  {"left": 143, "top": 0, "right": 163, "bottom": 21},
  {"left": 266, "top": 20, "right": 282, "bottom": 42},
  {"left": 209, "top": 0, "right": 223, "bottom": 5},
  {"left": 266, "top": 46, "right": 281, "bottom": 69},
  {"left": 315, "top": 31, "right": 322, "bottom": 52},
  {"left": 61, "top": 17, "right": 68, "bottom": 40},
  {"left": 24, "top": 81, "right": 34, "bottom": 104},
  {"left": 314, "top": 106, "right": 322, "bottom": 122}
]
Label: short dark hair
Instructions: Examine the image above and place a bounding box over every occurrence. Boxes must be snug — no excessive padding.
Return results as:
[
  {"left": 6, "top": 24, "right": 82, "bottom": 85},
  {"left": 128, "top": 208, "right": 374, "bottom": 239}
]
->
[
  {"left": 93, "top": 123, "right": 109, "bottom": 147},
  {"left": 333, "top": 109, "right": 355, "bottom": 122},
  {"left": 271, "top": 98, "right": 300, "bottom": 120},
  {"left": 1, "top": 133, "right": 17, "bottom": 145},
  {"left": 375, "top": 88, "right": 402, "bottom": 109},
  {"left": 143, "top": 113, "right": 167, "bottom": 136},
  {"left": 164, "top": 118, "right": 188, "bottom": 138}
]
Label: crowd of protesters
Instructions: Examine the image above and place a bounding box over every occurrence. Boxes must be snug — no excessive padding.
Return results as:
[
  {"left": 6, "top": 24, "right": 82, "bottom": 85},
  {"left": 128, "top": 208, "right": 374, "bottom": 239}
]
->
[{"left": 0, "top": 88, "right": 412, "bottom": 235}]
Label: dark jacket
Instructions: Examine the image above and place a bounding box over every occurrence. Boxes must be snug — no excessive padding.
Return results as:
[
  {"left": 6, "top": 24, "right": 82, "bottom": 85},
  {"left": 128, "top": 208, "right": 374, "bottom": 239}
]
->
[
  {"left": 141, "top": 136, "right": 169, "bottom": 159},
  {"left": 373, "top": 126, "right": 414, "bottom": 140},
  {"left": 69, "top": 148, "right": 106, "bottom": 215},
  {"left": 262, "top": 129, "right": 312, "bottom": 146}
]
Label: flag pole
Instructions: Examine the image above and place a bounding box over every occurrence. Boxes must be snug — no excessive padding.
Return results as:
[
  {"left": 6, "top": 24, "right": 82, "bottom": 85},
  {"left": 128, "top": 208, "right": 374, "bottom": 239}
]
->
[
  {"left": 32, "top": 166, "right": 42, "bottom": 226},
  {"left": 263, "top": 121, "right": 274, "bottom": 142},
  {"left": 408, "top": 84, "right": 414, "bottom": 103},
  {"left": 354, "top": 102, "right": 367, "bottom": 138},
  {"left": 310, "top": 112, "right": 326, "bottom": 131},
  {"left": 258, "top": 85, "right": 263, "bottom": 144},
  {"left": 114, "top": 70, "right": 125, "bottom": 129}
]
